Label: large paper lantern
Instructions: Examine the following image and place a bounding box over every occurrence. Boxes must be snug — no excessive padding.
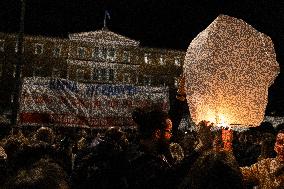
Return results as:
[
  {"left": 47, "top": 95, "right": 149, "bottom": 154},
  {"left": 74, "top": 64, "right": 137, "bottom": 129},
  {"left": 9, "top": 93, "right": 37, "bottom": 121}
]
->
[{"left": 183, "top": 14, "right": 279, "bottom": 127}]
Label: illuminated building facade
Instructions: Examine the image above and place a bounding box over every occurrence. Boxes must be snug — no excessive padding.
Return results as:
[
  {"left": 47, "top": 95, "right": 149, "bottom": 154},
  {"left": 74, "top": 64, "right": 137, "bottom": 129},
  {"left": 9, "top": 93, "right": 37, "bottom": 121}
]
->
[{"left": 0, "top": 28, "right": 185, "bottom": 115}]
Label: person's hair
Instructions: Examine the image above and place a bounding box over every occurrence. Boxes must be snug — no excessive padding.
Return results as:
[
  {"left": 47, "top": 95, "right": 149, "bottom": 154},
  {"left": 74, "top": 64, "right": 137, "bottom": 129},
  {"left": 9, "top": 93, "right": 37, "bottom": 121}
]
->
[
  {"left": 3, "top": 137, "right": 25, "bottom": 160},
  {"left": 5, "top": 158, "right": 69, "bottom": 189},
  {"left": 34, "top": 127, "right": 55, "bottom": 144},
  {"left": 9, "top": 139, "right": 58, "bottom": 173},
  {"left": 103, "top": 127, "right": 129, "bottom": 151},
  {"left": 132, "top": 107, "right": 170, "bottom": 139},
  {"left": 180, "top": 150, "right": 244, "bottom": 189}
]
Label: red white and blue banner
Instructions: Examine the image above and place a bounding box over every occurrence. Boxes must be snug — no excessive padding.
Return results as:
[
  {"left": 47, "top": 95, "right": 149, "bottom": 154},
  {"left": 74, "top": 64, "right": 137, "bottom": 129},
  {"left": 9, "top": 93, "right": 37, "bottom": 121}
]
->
[{"left": 19, "top": 77, "right": 169, "bottom": 128}]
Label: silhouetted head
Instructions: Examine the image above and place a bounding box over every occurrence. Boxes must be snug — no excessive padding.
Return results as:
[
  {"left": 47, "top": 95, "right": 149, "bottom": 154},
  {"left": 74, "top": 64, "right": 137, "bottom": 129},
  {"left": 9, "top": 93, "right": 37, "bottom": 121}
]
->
[
  {"left": 132, "top": 108, "right": 172, "bottom": 141},
  {"left": 5, "top": 158, "right": 69, "bottom": 189},
  {"left": 182, "top": 150, "right": 244, "bottom": 189},
  {"left": 34, "top": 127, "right": 55, "bottom": 145}
]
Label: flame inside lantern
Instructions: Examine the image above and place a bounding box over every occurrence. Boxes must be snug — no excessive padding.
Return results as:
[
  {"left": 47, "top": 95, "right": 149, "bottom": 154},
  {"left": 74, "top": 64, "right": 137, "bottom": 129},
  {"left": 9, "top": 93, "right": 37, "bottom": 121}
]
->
[{"left": 183, "top": 15, "right": 279, "bottom": 127}]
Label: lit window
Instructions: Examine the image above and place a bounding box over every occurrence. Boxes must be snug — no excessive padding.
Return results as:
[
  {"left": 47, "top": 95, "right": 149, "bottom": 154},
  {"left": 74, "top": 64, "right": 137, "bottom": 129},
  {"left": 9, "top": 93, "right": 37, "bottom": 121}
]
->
[
  {"left": 52, "top": 68, "right": 61, "bottom": 78},
  {"left": 160, "top": 76, "right": 167, "bottom": 86},
  {"left": 174, "top": 57, "right": 181, "bottom": 66},
  {"left": 93, "top": 68, "right": 110, "bottom": 81},
  {"left": 144, "top": 76, "right": 151, "bottom": 86},
  {"left": 123, "top": 73, "right": 131, "bottom": 83},
  {"left": 76, "top": 69, "right": 85, "bottom": 81},
  {"left": 101, "top": 48, "right": 107, "bottom": 60},
  {"left": 15, "top": 39, "right": 24, "bottom": 53},
  {"left": 144, "top": 53, "right": 150, "bottom": 64},
  {"left": 53, "top": 46, "right": 61, "bottom": 57},
  {"left": 123, "top": 51, "right": 130, "bottom": 63},
  {"left": 77, "top": 47, "right": 85, "bottom": 58},
  {"left": 93, "top": 68, "right": 99, "bottom": 80},
  {"left": 0, "top": 40, "right": 4, "bottom": 52},
  {"left": 15, "top": 41, "right": 18, "bottom": 53},
  {"left": 174, "top": 77, "right": 179, "bottom": 88},
  {"left": 109, "top": 69, "right": 115, "bottom": 81},
  {"left": 107, "top": 48, "right": 116, "bottom": 61},
  {"left": 92, "top": 48, "right": 100, "bottom": 60},
  {"left": 101, "top": 68, "right": 107, "bottom": 81},
  {"left": 12, "top": 64, "right": 23, "bottom": 78},
  {"left": 35, "top": 43, "right": 43, "bottom": 55},
  {"left": 13, "top": 65, "right": 17, "bottom": 77},
  {"left": 159, "top": 55, "right": 165, "bottom": 65}
]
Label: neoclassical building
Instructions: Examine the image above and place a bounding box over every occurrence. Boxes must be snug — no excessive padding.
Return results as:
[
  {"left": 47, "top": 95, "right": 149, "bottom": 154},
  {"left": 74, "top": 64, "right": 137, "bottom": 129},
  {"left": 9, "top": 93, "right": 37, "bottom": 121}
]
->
[{"left": 0, "top": 27, "right": 185, "bottom": 115}]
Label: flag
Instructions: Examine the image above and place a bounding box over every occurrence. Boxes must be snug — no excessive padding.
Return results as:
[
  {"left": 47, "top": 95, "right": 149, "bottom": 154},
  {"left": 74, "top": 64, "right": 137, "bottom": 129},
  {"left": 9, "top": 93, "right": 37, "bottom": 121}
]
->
[
  {"left": 105, "top": 10, "right": 111, "bottom": 20},
  {"left": 104, "top": 10, "right": 111, "bottom": 28}
]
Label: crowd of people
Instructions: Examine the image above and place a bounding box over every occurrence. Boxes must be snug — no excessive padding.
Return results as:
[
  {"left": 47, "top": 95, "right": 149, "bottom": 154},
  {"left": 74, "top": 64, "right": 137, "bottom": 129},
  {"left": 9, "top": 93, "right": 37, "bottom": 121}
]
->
[{"left": 0, "top": 107, "right": 284, "bottom": 189}]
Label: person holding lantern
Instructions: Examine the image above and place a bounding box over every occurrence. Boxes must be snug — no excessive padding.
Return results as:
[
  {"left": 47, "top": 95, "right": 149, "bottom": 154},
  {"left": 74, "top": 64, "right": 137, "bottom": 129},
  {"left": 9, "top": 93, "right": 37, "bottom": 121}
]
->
[
  {"left": 129, "top": 107, "right": 177, "bottom": 189},
  {"left": 240, "top": 129, "right": 284, "bottom": 189},
  {"left": 130, "top": 106, "right": 197, "bottom": 189}
]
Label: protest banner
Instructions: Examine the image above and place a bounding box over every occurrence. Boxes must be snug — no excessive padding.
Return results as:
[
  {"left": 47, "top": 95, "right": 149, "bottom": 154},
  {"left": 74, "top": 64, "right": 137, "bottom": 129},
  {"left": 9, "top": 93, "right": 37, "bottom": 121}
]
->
[{"left": 19, "top": 77, "right": 169, "bottom": 128}]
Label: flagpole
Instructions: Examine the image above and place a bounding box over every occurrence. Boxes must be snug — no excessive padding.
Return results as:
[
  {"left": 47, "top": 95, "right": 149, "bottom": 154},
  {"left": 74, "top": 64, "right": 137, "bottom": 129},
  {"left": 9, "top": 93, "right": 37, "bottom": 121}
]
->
[
  {"left": 103, "top": 10, "right": 110, "bottom": 29},
  {"left": 104, "top": 11, "right": 106, "bottom": 28}
]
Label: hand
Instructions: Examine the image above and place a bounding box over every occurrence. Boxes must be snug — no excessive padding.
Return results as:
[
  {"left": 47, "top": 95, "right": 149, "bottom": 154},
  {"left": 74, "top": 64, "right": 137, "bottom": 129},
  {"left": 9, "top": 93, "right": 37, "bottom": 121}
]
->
[{"left": 196, "top": 120, "right": 214, "bottom": 151}]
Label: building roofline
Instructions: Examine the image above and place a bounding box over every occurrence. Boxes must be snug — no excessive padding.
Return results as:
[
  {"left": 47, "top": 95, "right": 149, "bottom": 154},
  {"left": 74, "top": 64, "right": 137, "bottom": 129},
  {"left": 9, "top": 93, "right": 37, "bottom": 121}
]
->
[
  {"left": 68, "top": 28, "right": 140, "bottom": 47},
  {"left": 0, "top": 31, "right": 185, "bottom": 52}
]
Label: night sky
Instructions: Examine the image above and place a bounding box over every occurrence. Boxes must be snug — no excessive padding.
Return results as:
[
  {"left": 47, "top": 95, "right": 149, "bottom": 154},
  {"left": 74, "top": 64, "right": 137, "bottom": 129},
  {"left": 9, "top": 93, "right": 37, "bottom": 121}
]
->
[{"left": 1, "top": 0, "right": 284, "bottom": 115}]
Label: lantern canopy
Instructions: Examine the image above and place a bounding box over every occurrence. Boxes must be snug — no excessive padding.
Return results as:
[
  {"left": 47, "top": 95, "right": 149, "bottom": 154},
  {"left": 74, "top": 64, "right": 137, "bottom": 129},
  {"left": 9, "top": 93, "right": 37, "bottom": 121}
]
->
[{"left": 183, "top": 14, "right": 279, "bottom": 127}]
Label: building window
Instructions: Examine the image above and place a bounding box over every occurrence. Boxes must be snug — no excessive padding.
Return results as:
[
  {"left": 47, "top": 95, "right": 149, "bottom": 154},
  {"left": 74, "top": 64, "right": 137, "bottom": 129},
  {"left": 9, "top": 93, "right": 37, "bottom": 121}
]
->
[
  {"left": 109, "top": 69, "right": 114, "bottom": 81},
  {"left": 158, "top": 75, "right": 166, "bottom": 86},
  {"left": 93, "top": 48, "right": 113, "bottom": 61},
  {"left": 52, "top": 68, "right": 61, "bottom": 78},
  {"left": 101, "top": 68, "right": 107, "bottom": 81},
  {"left": 174, "top": 57, "right": 181, "bottom": 66},
  {"left": 12, "top": 64, "right": 23, "bottom": 78},
  {"left": 33, "top": 66, "right": 43, "bottom": 77},
  {"left": 34, "top": 43, "right": 43, "bottom": 55},
  {"left": 107, "top": 48, "right": 116, "bottom": 61},
  {"left": 159, "top": 55, "right": 165, "bottom": 65},
  {"left": 174, "top": 77, "right": 179, "bottom": 88},
  {"left": 76, "top": 69, "right": 85, "bottom": 81},
  {"left": 123, "top": 73, "right": 131, "bottom": 83},
  {"left": 100, "top": 48, "right": 107, "bottom": 60},
  {"left": 13, "top": 65, "right": 17, "bottom": 77},
  {"left": 93, "top": 68, "right": 115, "bottom": 82},
  {"left": 15, "top": 39, "right": 25, "bottom": 53},
  {"left": 77, "top": 47, "right": 85, "bottom": 58},
  {"left": 92, "top": 48, "right": 100, "bottom": 60},
  {"left": 93, "top": 68, "right": 100, "bottom": 80},
  {"left": 15, "top": 41, "right": 18, "bottom": 53},
  {"left": 143, "top": 76, "right": 151, "bottom": 86},
  {"left": 53, "top": 46, "right": 61, "bottom": 57},
  {"left": 123, "top": 51, "right": 130, "bottom": 63},
  {"left": 144, "top": 53, "right": 150, "bottom": 64},
  {"left": 0, "top": 40, "right": 4, "bottom": 52}
]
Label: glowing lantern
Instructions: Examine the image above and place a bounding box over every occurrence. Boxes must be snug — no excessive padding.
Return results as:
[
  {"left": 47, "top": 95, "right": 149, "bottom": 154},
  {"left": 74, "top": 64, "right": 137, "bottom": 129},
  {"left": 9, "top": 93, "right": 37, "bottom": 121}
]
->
[{"left": 183, "top": 15, "right": 279, "bottom": 127}]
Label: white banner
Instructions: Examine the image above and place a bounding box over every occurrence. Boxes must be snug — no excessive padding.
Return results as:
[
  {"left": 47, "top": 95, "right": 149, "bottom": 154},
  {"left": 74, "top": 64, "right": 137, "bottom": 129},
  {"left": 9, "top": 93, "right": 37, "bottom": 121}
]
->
[{"left": 19, "top": 77, "right": 169, "bottom": 127}]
